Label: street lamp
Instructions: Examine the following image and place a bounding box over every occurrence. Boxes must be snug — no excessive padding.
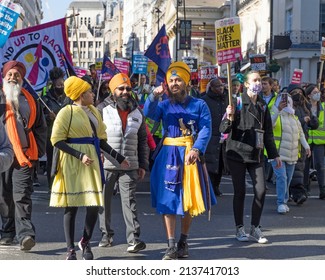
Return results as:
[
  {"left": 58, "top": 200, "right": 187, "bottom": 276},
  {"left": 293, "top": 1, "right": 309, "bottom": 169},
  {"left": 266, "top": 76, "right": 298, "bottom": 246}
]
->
[
  {"left": 143, "top": 21, "right": 147, "bottom": 51},
  {"left": 155, "top": 8, "right": 161, "bottom": 32},
  {"left": 130, "top": 32, "right": 136, "bottom": 75}
]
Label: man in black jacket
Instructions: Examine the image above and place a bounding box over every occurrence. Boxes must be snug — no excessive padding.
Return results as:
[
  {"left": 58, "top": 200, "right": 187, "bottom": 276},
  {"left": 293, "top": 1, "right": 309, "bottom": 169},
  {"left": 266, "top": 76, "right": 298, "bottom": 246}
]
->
[{"left": 202, "top": 78, "right": 234, "bottom": 196}]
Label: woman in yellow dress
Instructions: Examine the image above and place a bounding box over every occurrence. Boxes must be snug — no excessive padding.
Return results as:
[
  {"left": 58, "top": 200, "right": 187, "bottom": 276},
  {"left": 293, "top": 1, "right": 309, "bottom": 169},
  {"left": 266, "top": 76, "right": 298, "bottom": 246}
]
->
[{"left": 50, "top": 76, "right": 129, "bottom": 260}]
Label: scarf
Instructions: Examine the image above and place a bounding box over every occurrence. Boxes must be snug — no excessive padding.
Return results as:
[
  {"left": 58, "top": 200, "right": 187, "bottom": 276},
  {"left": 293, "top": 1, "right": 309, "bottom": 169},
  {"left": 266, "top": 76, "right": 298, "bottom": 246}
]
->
[
  {"left": 5, "top": 88, "right": 37, "bottom": 167},
  {"left": 163, "top": 136, "right": 205, "bottom": 216}
]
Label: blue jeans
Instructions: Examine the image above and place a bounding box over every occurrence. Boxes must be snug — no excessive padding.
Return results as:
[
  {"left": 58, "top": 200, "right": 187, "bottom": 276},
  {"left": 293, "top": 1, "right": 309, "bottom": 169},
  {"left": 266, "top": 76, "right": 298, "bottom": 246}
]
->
[{"left": 271, "top": 161, "right": 295, "bottom": 205}]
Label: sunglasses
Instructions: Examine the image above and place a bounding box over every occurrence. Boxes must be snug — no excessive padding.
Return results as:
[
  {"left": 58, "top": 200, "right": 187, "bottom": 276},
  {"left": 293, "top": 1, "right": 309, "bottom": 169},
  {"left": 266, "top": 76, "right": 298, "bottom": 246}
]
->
[{"left": 117, "top": 86, "right": 132, "bottom": 92}]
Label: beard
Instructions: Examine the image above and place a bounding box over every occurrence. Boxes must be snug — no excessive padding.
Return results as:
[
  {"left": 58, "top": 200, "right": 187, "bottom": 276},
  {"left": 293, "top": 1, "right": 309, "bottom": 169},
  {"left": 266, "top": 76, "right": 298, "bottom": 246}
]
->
[
  {"left": 114, "top": 93, "right": 133, "bottom": 111},
  {"left": 168, "top": 87, "right": 187, "bottom": 104},
  {"left": 3, "top": 80, "right": 22, "bottom": 110}
]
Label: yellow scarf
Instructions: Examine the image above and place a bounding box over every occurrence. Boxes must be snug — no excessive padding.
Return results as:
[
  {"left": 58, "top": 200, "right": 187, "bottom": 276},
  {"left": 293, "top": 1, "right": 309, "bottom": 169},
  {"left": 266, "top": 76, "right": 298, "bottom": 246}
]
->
[{"left": 163, "top": 136, "right": 205, "bottom": 216}]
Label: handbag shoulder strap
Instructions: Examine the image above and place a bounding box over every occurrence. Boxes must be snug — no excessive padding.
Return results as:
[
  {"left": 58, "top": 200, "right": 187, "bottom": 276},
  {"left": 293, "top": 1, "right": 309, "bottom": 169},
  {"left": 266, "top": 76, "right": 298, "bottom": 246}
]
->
[{"left": 67, "top": 105, "right": 73, "bottom": 135}]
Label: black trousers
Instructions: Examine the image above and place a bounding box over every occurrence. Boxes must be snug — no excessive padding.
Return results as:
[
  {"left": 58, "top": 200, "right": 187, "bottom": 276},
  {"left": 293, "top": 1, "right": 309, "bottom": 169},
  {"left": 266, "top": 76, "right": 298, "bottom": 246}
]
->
[
  {"left": 64, "top": 206, "right": 99, "bottom": 250},
  {"left": 46, "top": 137, "right": 54, "bottom": 188},
  {"left": 227, "top": 158, "right": 266, "bottom": 227},
  {"left": 0, "top": 158, "right": 35, "bottom": 244}
]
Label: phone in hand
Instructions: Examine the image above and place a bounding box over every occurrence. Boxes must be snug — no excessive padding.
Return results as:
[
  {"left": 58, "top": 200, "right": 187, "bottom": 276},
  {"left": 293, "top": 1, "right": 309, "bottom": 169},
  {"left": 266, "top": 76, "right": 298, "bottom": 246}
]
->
[{"left": 281, "top": 93, "right": 288, "bottom": 104}]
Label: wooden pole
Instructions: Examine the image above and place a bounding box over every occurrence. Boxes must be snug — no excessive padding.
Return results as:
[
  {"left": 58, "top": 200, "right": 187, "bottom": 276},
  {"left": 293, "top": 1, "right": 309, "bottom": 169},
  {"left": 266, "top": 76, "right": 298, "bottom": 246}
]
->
[
  {"left": 227, "top": 62, "right": 234, "bottom": 121},
  {"left": 318, "top": 60, "right": 324, "bottom": 89},
  {"left": 96, "top": 73, "right": 102, "bottom": 102}
]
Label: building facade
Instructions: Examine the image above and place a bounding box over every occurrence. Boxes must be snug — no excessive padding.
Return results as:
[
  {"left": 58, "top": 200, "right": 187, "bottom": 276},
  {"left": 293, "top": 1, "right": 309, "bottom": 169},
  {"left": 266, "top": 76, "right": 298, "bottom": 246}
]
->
[
  {"left": 66, "top": 0, "right": 107, "bottom": 69},
  {"left": 238, "top": 0, "right": 322, "bottom": 87},
  {"left": 56, "top": 0, "right": 324, "bottom": 86},
  {"left": 13, "top": 0, "right": 43, "bottom": 29}
]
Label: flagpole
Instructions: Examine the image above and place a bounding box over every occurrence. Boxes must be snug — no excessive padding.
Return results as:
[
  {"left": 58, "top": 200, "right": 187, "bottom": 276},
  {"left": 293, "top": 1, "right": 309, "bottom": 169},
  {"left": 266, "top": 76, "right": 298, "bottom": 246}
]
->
[
  {"left": 72, "top": 7, "right": 81, "bottom": 67},
  {"left": 24, "top": 78, "right": 54, "bottom": 114},
  {"left": 96, "top": 73, "right": 102, "bottom": 102},
  {"left": 65, "top": 13, "right": 79, "bottom": 19},
  {"left": 65, "top": 12, "right": 79, "bottom": 64}
]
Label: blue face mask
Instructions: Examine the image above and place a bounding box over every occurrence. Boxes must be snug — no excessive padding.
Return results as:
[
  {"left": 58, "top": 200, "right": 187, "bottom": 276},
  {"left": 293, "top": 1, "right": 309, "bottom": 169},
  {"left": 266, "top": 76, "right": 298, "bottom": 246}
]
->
[
  {"left": 311, "top": 92, "right": 320, "bottom": 102},
  {"left": 249, "top": 83, "right": 262, "bottom": 95}
]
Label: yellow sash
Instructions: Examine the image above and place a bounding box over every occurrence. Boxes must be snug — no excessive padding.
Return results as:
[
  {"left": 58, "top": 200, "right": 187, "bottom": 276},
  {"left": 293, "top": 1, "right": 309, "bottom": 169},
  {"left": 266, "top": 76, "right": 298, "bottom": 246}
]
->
[{"left": 163, "top": 136, "right": 205, "bottom": 216}]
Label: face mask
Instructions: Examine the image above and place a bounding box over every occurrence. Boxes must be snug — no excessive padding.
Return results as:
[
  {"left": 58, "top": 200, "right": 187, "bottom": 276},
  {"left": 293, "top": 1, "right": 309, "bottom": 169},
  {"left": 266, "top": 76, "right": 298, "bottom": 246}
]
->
[
  {"left": 311, "top": 92, "right": 320, "bottom": 102},
  {"left": 55, "top": 87, "right": 65, "bottom": 96},
  {"left": 248, "top": 83, "right": 262, "bottom": 95},
  {"left": 291, "top": 94, "right": 302, "bottom": 102}
]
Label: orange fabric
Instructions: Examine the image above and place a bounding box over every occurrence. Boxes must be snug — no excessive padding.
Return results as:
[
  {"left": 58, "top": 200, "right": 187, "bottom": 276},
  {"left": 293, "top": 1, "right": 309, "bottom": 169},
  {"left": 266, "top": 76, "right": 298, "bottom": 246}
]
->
[
  {"left": 117, "top": 108, "right": 130, "bottom": 134},
  {"left": 5, "top": 87, "right": 38, "bottom": 167}
]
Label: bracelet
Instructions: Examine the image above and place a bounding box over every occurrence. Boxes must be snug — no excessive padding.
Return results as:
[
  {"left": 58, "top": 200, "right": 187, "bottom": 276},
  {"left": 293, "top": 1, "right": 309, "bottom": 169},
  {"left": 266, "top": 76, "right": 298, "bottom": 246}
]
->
[
  {"left": 190, "top": 148, "right": 200, "bottom": 154},
  {"left": 79, "top": 152, "right": 84, "bottom": 160}
]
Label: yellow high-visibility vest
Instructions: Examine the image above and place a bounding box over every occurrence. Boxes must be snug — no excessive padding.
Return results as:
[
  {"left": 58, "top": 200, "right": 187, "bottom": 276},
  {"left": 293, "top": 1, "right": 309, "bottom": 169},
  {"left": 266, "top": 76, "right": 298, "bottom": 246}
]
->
[{"left": 308, "top": 102, "right": 325, "bottom": 145}]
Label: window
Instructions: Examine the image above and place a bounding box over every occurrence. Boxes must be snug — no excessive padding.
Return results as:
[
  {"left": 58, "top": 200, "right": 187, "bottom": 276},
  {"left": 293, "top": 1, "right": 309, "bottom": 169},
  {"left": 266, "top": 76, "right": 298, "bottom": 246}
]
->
[
  {"left": 285, "top": 8, "right": 292, "bottom": 33},
  {"left": 89, "top": 41, "right": 93, "bottom": 48}
]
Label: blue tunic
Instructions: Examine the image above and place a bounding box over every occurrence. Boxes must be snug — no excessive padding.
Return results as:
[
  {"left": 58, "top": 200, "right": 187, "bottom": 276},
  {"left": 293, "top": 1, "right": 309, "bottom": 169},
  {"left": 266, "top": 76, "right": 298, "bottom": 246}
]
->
[{"left": 144, "top": 94, "right": 216, "bottom": 215}]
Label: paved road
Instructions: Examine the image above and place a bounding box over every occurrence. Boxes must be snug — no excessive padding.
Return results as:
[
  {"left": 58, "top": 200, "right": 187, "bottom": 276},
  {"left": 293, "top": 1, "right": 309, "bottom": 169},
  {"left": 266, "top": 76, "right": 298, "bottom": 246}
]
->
[{"left": 0, "top": 172, "right": 325, "bottom": 260}]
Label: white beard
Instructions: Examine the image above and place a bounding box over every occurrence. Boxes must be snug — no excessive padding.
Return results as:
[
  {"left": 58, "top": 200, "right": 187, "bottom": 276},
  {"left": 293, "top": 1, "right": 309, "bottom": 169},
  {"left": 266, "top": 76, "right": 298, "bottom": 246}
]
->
[{"left": 3, "top": 80, "right": 22, "bottom": 110}]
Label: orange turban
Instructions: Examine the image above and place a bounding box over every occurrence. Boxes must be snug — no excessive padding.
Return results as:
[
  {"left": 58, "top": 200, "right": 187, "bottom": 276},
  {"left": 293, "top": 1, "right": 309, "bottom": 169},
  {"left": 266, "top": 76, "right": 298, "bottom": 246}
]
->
[
  {"left": 2, "top": 61, "right": 27, "bottom": 78},
  {"left": 166, "top": 61, "right": 191, "bottom": 85},
  {"left": 109, "top": 73, "right": 131, "bottom": 92},
  {"left": 64, "top": 76, "right": 91, "bottom": 101}
]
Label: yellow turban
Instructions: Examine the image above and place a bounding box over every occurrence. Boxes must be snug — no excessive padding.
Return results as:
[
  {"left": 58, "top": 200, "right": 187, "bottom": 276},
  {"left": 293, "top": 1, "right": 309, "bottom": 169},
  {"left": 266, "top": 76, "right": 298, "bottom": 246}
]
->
[
  {"left": 166, "top": 61, "right": 191, "bottom": 85},
  {"left": 109, "top": 73, "right": 131, "bottom": 92},
  {"left": 64, "top": 76, "right": 91, "bottom": 101}
]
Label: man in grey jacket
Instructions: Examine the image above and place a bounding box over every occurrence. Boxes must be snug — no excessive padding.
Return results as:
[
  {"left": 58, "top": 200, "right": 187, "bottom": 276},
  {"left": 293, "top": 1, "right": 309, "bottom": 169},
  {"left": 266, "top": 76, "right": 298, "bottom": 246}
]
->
[{"left": 97, "top": 73, "right": 149, "bottom": 253}]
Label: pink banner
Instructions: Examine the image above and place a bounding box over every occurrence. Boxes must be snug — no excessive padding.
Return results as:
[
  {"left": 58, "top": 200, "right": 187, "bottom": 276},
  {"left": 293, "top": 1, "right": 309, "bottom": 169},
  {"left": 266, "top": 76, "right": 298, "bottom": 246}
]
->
[{"left": 114, "top": 58, "right": 130, "bottom": 75}]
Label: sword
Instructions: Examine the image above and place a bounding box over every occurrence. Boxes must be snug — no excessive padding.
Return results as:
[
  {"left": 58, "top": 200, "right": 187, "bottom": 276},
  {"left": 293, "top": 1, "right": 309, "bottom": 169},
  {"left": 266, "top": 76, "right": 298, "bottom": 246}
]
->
[
  {"left": 179, "top": 118, "right": 191, "bottom": 136},
  {"left": 200, "top": 156, "right": 212, "bottom": 221}
]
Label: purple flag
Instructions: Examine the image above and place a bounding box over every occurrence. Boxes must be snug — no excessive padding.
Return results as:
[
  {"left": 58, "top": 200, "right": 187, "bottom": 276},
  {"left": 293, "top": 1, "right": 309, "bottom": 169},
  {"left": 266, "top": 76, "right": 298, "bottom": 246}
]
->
[
  {"left": 58, "top": 46, "right": 76, "bottom": 77},
  {"left": 144, "top": 24, "right": 171, "bottom": 85},
  {"left": 101, "top": 54, "right": 120, "bottom": 77}
]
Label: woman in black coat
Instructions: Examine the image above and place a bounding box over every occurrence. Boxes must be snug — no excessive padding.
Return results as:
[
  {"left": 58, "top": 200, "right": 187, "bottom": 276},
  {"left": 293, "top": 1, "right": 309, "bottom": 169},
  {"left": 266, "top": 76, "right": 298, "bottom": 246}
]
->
[
  {"left": 287, "top": 85, "right": 318, "bottom": 204},
  {"left": 220, "top": 71, "right": 281, "bottom": 244}
]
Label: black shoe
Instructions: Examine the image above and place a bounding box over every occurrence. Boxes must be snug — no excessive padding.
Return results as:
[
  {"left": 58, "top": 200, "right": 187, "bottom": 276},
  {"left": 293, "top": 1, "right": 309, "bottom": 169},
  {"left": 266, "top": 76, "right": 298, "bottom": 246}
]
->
[
  {"left": 78, "top": 240, "right": 94, "bottom": 260},
  {"left": 214, "top": 188, "right": 223, "bottom": 197},
  {"left": 177, "top": 241, "right": 189, "bottom": 258},
  {"left": 66, "top": 249, "right": 77, "bottom": 260},
  {"left": 127, "top": 240, "right": 146, "bottom": 253},
  {"left": 20, "top": 236, "right": 35, "bottom": 251},
  {"left": 33, "top": 178, "right": 40, "bottom": 187},
  {"left": 319, "top": 192, "right": 325, "bottom": 200},
  {"left": 296, "top": 195, "right": 307, "bottom": 205},
  {"left": 162, "top": 246, "right": 177, "bottom": 260},
  {"left": 0, "top": 236, "right": 14, "bottom": 245},
  {"left": 98, "top": 235, "right": 113, "bottom": 247}
]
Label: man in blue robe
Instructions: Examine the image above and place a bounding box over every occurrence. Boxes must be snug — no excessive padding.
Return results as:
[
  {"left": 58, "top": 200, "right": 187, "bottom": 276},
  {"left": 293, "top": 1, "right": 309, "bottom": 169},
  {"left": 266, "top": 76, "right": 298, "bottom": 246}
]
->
[{"left": 143, "top": 61, "right": 216, "bottom": 260}]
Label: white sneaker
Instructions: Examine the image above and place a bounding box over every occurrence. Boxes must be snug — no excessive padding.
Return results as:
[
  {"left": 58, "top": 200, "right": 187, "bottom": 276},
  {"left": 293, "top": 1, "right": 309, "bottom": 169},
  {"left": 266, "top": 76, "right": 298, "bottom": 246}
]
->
[
  {"left": 277, "top": 204, "right": 287, "bottom": 214},
  {"left": 284, "top": 204, "right": 290, "bottom": 212},
  {"left": 236, "top": 226, "right": 249, "bottom": 242},
  {"left": 249, "top": 226, "right": 268, "bottom": 244}
]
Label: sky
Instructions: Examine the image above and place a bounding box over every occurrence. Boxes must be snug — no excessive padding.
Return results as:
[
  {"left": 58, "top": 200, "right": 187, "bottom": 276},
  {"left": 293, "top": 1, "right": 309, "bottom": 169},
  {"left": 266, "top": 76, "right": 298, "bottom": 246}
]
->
[{"left": 42, "top": 0, "right": 73, "bottom": 23}]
